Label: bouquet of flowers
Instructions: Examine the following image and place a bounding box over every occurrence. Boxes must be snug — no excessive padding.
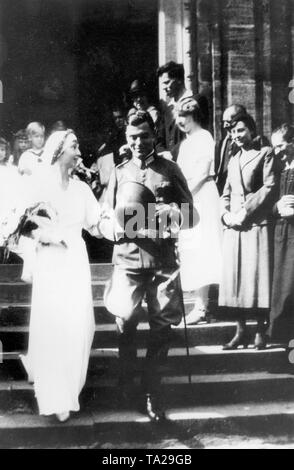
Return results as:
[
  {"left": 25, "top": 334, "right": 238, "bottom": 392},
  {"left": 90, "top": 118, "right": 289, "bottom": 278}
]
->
[
  {"left": 1, "top": 202, "right": 67, "bottom": 283},
  {"left": 3, "top": 202, "right": 66, "bottom": 261}
]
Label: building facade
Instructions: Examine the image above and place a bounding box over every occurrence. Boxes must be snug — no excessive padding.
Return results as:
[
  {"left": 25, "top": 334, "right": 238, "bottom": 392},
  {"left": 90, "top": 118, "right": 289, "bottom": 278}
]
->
[
  {"left": 159, "top": 0, "right": 294, "bottom": 141},
  {"left": 0, "top": 0, "right": 293, "bottom": 142}
]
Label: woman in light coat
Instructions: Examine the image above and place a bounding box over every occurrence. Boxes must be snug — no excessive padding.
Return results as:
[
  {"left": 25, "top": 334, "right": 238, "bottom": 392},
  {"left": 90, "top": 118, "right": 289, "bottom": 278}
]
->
[{"left": 219, "top": 114, "right": 277, "bottom": 349}]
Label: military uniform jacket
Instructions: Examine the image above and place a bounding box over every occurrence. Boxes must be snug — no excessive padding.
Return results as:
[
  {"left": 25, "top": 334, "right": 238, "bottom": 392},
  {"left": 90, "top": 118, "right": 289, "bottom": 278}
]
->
[{"left": 103, "top": 152, "right": 195, "bottom": 270}]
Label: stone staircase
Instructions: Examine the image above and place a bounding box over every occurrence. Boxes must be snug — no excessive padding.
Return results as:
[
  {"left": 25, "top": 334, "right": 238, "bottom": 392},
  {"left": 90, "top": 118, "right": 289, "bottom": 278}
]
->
[{"left": 0, "top": 263, "right": 293, "bottom": 449}]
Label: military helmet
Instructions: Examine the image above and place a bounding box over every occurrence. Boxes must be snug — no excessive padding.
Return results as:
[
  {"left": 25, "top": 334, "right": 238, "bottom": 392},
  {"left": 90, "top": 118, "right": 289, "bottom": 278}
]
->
[{"left": 115, "top": 181, "right": 156, "bottom": 230}]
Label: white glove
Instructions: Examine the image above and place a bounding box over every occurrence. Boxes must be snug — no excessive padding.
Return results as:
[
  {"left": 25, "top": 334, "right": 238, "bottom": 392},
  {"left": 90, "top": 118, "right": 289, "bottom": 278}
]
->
[
  {"left": 277, "top": 196, "right": 294, "bottom": 218},
  {"left": 156, "top": 203, "right": 181, "bottom": 238}
]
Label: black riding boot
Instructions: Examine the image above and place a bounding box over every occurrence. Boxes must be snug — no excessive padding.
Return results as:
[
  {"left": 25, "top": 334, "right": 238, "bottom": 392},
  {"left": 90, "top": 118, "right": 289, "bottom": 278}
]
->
[
  {"left": 140, "top": 326, "right": 171, "bottom": 422},
  {"left": 117, "top": 320, "right": 137, "bottom": 405}
]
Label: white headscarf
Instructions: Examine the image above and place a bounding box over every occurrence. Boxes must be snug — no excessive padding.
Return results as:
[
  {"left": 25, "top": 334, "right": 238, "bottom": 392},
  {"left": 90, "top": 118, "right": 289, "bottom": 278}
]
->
[{"left": 42, "top": 129, "right": 74, "bottom": 166}]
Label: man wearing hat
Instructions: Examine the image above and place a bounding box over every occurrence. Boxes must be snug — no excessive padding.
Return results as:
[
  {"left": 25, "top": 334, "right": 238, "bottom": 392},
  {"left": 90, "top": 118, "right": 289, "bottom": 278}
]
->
[
  {"left": 99, "top": 111, "right": 197, "bottom": 422},
  {"left": 128, "top": 79, "right": 160, "bottom": 129}
]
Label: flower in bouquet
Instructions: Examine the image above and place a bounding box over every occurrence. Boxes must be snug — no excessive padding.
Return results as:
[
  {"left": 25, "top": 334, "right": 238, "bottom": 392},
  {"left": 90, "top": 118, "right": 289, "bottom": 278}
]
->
[{"left": 2, "top": 202, "right": 65, "bottom": 261}]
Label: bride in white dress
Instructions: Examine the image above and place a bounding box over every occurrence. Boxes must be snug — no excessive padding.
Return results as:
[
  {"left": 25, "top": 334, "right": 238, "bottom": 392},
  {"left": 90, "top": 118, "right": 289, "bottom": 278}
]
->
[
  {"left": 175, "top": 96, "right": 222, "bottom": 324},
  {"left": 20, "top": 130, "right": 100, "bottom": 422}
]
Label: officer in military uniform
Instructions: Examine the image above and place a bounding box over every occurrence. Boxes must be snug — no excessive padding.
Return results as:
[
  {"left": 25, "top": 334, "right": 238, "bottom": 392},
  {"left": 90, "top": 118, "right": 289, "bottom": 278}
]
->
[{"left": 99, "top": 111, "right": 197, "bottom": 421}]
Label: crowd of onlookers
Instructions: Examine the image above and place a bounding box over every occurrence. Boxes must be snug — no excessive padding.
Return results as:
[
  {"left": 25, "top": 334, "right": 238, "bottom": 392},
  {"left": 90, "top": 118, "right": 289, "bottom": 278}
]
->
[
  {"left": 1, "top": 61, "right": 294, "bottom": 355},
  {"left": 0, "top": 120, "right": 68, "bottom": 173}
]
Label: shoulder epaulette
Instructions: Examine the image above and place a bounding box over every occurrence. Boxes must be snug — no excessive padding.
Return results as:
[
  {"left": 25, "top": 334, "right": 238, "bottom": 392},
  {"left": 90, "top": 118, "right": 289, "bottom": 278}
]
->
[
  {"left": 157, "top": 154, "right": 177, "bottom": 166},
  {"left": 116, "top": 157, "right": 131, "bottom": 169}
]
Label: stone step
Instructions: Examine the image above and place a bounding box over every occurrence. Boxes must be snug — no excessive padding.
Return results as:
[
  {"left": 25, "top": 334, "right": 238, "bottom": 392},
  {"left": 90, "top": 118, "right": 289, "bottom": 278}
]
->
[
  {"left": 0, "top": 305, "right": 112, "bottom": 326},
  {"left": 0, "top": 263, "right": 114, "bottom": 306},
  {"left": 0, "top": 284, "right": 205, "bottom": 308},
  {"left": 0, "top": 321, "right": 275, "bottom": 351},
  {"left": 0, "top": 301, "right": 203, "bottom": 326},
  {"left": 0, "top": 281, "right": 107, "bottom": 305},
  {"left": 1, "top": 399, "right": 294, "bottom": 448},
  {"left": 1, "top": 345, "right": 288, "bottom": 376},
  {"left": 1, "top": 371, "right": 294, "bottom": 413},
  {"left": 0, "top": 264, "right": 217, "bottom": 308},
  {"left": 0, "top": 264, "right": 113, "bottom": 283}
]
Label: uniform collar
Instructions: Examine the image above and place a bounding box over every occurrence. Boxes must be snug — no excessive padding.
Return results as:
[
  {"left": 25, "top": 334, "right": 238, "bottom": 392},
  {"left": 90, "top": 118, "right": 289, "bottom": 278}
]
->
[{"left": 132, "top": 150, "right": 156, "bottom": 169}]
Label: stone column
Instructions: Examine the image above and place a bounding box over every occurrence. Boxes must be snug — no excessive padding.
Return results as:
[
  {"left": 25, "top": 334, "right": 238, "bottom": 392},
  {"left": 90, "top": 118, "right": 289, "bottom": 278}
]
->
[
  {"left": 182, "top": 1, "right": 194, "bottom": 93},
  {"left": 158, "top": 0, "right": 195, "bottom": 97},
  {"left": 291, "top": 0, "right": 294, "bottom": 122},
  {"left": 0, "top": 1, "right": 5, "bottom": 129},
  {"left": 195, "top": 0, "right": 212, "bottom": 96},
  {"left": 288, "top": 0, "right": 294, "bottom": 122},
  {"left": 255, "top": 0, "right": 272, "bottom": 138},
  {"left": 158, "top": 0, "right": 183, "bottom": 66},
  {"left": 269, "top": 0, "right": 292, "bottom": 129},
  {"left": 222, "top": 0, "right": 256, "bottom": 117},
  {"left": 208, "top": 0, "right": 224, "bottom": 141}
]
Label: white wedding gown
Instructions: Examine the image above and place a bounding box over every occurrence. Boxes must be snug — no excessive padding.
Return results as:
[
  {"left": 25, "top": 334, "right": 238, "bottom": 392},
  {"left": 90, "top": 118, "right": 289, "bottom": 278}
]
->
[{"left": 21, "top": 166, "right": 100, "bottom": 415}]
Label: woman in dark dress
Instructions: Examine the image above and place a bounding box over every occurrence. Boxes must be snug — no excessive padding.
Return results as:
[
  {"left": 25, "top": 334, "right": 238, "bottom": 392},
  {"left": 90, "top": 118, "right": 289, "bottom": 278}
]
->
[
  {"left": 219, "top": 114, "right": 277, "bottom": 349},
  {"left": 268, "top": 124, "right": 294, "bottom": 347}
]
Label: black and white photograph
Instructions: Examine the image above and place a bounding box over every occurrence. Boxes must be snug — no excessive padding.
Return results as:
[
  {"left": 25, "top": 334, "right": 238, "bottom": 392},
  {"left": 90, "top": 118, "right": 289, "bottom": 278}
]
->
[{"left": 0, "top": 0, "right": 294, "bottom": 450}]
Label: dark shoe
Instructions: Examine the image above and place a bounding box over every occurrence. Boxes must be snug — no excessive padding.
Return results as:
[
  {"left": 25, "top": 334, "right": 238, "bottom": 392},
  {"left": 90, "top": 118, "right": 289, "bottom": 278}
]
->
[
  {"left": 141, "top": 394, "right": 166, "bottom": 423},
  {"left": 254, "top": 332, "right": 267, "bottom": 350},
  {"left": 223, "top": 332, "right": 249, "bottom": 350}
]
